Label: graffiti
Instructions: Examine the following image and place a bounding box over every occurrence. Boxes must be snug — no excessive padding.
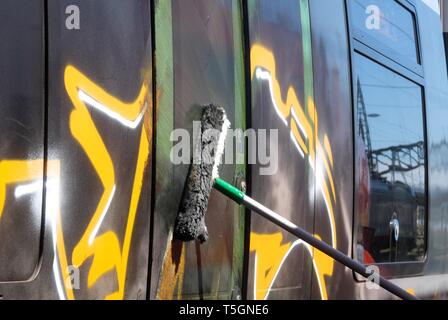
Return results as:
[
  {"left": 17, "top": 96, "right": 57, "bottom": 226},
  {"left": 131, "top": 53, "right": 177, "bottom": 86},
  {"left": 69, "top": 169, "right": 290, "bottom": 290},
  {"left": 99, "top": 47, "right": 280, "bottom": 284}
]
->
[
  {"left": 250, "top": 233, "right": 311, "bottom": 300},
  {"left": 0, "top": 65, "right": 152, "bottom": 300},
  {"left": 250, "top": 44, "right": 337, "bottom": 300},
  {"left": 58, "top": 65, "right": 151, "bottom": 299},
  {"left": 0, "top": 45, "right": 335, "bottom": 302},
  {"left": 0, "top": 159, "right": 65, "bottom": 292}
]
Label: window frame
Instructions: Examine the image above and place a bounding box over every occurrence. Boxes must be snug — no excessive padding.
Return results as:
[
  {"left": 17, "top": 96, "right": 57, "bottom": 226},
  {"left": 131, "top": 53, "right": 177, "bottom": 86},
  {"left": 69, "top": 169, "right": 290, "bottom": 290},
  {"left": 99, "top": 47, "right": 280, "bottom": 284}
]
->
[
  {"left": 349, "top": 0, "right": 424, "bottom": 77},
  {"left": 347, "top": 0, "right": 429, "bottom": 279}
]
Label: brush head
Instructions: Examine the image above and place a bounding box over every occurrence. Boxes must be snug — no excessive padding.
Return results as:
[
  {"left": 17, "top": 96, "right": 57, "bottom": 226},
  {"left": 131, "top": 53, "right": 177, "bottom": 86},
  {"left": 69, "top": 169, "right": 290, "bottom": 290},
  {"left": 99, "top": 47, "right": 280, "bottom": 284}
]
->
[{"left": 174, "top": 104, "right": 230, "bottom": 243}]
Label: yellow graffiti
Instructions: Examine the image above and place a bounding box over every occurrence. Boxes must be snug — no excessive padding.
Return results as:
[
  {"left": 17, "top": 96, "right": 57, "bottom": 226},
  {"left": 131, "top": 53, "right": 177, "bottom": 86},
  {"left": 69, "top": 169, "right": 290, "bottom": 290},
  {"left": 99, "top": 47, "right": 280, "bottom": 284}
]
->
[
  {"left": 61, "top": 65, "right": 151, "bottom": 299},
  {"left": 250, "top": 232, "right": 334, "bottom": 300},
  {"left": 312, "top": 235, "right": 335, "bottom": 300},
  {"left": 0, "top": 160, "right": 45, "bottom": 221},
  {"left": 109, "top": 127, "right": 150, "bottom": 299},
  {"left": 250, "top": 44, "right": 337, "bottom": 300},
  {"left": 406, "top": 288, "right": 416, "bottom": 297},
  {"left": 46, "top": 160, "right": 76, "bottom": 300},
  {"left": 0, "top": 65, "right": 151, "bottom": 299},
  {"left": 250, "top": 233, "right": 300, "bottom": 300}
]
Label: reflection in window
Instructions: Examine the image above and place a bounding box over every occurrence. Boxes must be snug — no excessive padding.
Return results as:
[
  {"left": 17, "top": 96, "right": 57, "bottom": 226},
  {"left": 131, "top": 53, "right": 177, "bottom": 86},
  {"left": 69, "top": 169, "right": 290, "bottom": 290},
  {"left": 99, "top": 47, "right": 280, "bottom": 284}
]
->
[
  {"left": 355, "top": 53, "right": 426, "bottom": 264},
  {"left": 350, "top": 0, "right": 419, "bottom": 64}
]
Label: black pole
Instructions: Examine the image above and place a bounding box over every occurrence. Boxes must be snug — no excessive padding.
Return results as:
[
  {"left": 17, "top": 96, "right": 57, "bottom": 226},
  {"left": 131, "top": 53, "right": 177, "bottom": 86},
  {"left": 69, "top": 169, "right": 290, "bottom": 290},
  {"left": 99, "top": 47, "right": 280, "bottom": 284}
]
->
[{"left": 243, "top": 197, "right": 418, "bottom": 301}]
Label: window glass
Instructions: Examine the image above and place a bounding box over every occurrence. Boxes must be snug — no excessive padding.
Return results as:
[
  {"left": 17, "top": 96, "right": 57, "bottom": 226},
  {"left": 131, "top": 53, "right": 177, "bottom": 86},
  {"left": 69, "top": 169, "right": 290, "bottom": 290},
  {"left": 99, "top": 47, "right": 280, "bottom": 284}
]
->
[
  {"left": 350, "top": 0, "right": 419, "bottom": 64},
  {"left": 354, "top": 53, "right": 426, "bottom": 263}
]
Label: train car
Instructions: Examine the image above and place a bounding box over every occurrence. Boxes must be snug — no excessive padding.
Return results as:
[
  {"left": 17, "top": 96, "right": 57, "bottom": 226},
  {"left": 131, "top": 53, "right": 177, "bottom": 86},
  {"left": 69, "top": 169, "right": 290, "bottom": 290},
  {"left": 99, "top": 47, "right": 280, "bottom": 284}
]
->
[{"left": 0, "top": 0, "right": 447, "bottom": 300}]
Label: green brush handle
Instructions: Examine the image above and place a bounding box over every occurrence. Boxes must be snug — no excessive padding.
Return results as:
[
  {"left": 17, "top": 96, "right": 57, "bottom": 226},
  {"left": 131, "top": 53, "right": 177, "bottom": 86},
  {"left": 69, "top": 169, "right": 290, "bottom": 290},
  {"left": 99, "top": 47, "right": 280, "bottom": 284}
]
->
[{"left": 213, "top": 178, "right": 244, "bottom": 204}]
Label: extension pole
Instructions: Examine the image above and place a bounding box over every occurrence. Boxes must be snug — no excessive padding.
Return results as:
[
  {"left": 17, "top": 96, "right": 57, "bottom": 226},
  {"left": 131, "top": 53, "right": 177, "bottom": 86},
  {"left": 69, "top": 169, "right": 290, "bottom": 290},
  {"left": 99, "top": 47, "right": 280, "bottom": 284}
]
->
[{"left": 213, "top": 178, "right": 418, "bottom": 301}]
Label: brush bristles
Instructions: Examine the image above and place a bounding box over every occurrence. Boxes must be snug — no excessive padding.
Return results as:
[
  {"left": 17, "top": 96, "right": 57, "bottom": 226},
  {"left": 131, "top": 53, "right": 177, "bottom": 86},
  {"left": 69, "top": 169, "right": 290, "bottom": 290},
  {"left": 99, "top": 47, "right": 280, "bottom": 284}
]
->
[
  {"left": 174, "top": 104, "right": 230, "bottom": 243},
  {"left": 212, "top": 115, "right": 230, "bottom": 180}
]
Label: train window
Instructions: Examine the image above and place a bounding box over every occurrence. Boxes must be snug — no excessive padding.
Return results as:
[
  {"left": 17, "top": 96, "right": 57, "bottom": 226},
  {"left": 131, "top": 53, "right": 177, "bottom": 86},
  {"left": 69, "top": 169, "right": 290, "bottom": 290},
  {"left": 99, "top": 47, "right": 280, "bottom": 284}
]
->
[
  {"left": 349, "top": 0, "right": 420, "bottom": 65},
  {"left": 0, "top": 0, "right": 45, "bottom": 281},
  {"left": 354, "top": 52, "right": 426, "bottom": 264}
]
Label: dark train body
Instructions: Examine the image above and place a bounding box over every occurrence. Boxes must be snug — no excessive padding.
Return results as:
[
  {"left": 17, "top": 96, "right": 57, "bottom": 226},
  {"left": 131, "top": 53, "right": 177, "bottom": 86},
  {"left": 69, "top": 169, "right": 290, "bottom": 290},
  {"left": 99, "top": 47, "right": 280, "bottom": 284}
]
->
[{"left": 0, "top": 0, "right": 448, "bottom": 300}]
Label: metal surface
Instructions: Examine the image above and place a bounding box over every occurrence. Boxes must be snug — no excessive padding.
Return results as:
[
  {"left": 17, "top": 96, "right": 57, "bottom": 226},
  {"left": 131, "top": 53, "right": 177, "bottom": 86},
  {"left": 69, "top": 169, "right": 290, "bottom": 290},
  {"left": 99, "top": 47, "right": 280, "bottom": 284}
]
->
[
  {"left": 151, "top": 0, "right": 246, "bottom": 300},
  {"left": 246, "top": 0, "right": 316, "bottom": 300},
  {"left": 1, "top": 0, "right": 448, "bottom": 300},
  {"left": 0, "top": 0, "right": 45, "bottom": 282},
  {"left": 0, "top": 0, "right": 153, "bottom": 299},
  {"left": 416, "top": 0, "right": 448, "bottom": 298}
]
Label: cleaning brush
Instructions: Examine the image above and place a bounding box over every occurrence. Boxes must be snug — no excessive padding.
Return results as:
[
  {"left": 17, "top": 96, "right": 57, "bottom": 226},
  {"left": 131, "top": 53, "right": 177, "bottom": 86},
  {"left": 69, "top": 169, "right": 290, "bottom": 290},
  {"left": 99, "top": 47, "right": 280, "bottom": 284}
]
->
[
  {"left": 173, "top": 105, "right": 417, "bottom": 300},
  {"left": 173, "top": 104, "right": 230, "bottom": 243}
]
